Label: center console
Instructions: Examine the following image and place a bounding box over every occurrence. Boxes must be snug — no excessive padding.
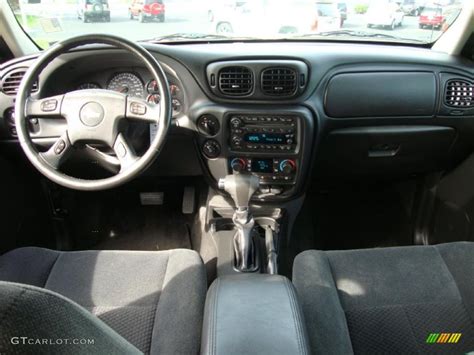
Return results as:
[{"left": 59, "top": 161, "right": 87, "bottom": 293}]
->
[
  {"left": 196, "top": 107, "right": 314, "bottom": 201},
  {"left": 201, "top": 274, "right": 310, "bottom": 355}
]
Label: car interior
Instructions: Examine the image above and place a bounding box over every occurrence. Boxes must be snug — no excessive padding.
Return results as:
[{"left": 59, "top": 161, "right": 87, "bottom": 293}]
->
[{"left": 0, "top": 0, "right": 474, "bottom": 353}]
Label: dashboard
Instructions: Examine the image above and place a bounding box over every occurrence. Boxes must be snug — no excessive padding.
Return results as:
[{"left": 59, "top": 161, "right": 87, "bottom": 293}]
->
[{"left": 0, "top": 42, "right": 473, "bottom": 201}]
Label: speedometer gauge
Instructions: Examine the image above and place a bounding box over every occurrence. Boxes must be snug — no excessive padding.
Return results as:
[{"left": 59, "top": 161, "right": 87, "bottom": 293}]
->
[{"left": 107, "top": 73, "right": 144, "bottom": 98}]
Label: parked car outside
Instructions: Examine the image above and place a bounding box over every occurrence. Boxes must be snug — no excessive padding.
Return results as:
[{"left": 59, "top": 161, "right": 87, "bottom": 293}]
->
[
  {"left": 366, "top": 1, "right": 404, "bottom": 30},
  {"left": 212, "top": 0, "right": 318, "bottom": 36},
  {"left": 129, "top": 0, "right": 165, "bottom": 23},
  {"left": 208, "top": 0, "right": 247, "bottom": 23},
  {"left": 418, "top": 4, "right": 460, "bottom": 30},
  {"left": 315, "top": 1, "right": 342, "bottom": 32},
  {"left": 77, "top": 0, "right": 110, "bottom": 23},
  {"left": 400, "top": 0, "right": 426, "bottom": 16}
]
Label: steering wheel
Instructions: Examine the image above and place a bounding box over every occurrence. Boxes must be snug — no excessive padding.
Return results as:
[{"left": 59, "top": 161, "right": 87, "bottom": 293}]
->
[{"left": 15, "top": 34, "right": 171, "bottom": 191}]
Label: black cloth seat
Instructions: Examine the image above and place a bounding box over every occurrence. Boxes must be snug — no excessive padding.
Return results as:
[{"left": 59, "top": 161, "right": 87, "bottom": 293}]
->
[
  {"left": 0, "top": 247, "right": 207, "bottom": 354},
  {"left": 293, "top": 242, "right": 474, "bottom": 354}
]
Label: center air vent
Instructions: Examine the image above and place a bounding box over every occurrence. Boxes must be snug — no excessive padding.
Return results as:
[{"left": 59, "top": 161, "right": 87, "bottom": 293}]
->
[
  {"left": 261, "top": 67, "right": 297, "bottom": 96},
  {"left": 218, "top": 66, "right": 253, "bottom": 96},
  {"left": 1, "top": 68, "right": 38, "bottom": 96},
  {"left": 445, "top": 79, "right": 473, "bottom": 107}
]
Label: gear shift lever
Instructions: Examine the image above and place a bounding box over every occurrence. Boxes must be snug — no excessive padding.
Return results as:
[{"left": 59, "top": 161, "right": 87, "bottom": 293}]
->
[{"left": 218, "top": 174, "right": 260, "bottom": 272}]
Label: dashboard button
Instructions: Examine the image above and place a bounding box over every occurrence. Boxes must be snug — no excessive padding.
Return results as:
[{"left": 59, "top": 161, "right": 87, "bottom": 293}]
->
[
  {"left": 130, "top": 102, "right": 147, "bottom": 115},
  {"left": 197, "top": 115, "right": 220, "bottom": 136},
  {"left": 54, "top": 139, "right": 67, "bottom": 155},
  {"left": 230, "top": 117, "right": 242, "bottom": 128},
  {"left": 202, "top": 140, "right": 221, "bottom": 159},
  {"left": 41, "top": 99, "right": 58, "bottom": 112}
]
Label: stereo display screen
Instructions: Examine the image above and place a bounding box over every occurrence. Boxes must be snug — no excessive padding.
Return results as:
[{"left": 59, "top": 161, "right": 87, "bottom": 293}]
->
[{"left": 244, "top": 133, "right": 285, "bottom": 144}]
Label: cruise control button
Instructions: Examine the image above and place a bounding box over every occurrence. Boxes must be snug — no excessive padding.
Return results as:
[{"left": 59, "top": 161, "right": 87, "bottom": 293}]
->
[
  {"left": 130, "top": 102, "right": 147, "bottom": 115},
  {"left": 54, "top": 139, "right": 66, "bottom": 155},
  {"left": 41, "top": 99, "right": 58, "bottom": 112}
]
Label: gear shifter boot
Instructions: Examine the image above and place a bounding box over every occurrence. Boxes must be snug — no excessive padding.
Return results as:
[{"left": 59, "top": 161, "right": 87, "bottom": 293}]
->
[
  {"left": 218, "top": 174, "right": 260, "bottom": 272},
  {"left": 232, "top": 209, "right": 259, "bottom": 272}
]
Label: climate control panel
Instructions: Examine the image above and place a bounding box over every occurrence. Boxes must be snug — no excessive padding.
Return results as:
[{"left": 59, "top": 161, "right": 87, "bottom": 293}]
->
[{"left": 229, "top": 157, "right": 297, "bottom": 185}]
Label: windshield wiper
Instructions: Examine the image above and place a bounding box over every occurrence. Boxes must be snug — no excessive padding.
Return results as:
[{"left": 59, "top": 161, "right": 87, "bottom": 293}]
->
[
  {"left": 143, "top": 33, "right": 254, "bottom": 43},
  {"left": 292, "top": 30, "right": 426, "bottom": 44}
]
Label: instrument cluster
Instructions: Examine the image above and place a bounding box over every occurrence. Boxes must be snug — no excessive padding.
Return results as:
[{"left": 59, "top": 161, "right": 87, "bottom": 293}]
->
[{"left": 76, "top": 70, "right": 185, "bottom": 117}]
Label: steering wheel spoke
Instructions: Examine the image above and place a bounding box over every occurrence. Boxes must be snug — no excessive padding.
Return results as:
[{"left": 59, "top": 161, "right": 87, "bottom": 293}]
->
[
  {"left": 125, "top": 97, "right": 161, "bottom": 123},
  {"left": 39, "top": 131, "right": 72, "bottom": 169},
  {"left": 26, "top": 95, "right": 65, "bottom": 118},
  {"left": 113, "top": 133, "right": 139, "bottom": 172}
]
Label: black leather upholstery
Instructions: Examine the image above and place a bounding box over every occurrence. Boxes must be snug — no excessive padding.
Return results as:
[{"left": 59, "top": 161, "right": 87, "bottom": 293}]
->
[{"left": 201, "top": 274, "right": 310, "bottom": 355}]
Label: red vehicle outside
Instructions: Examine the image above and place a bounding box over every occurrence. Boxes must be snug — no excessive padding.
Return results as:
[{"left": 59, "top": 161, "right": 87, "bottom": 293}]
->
[
  {"left": 419, "top": 6, "right": 444, "bottom": 30},
  {"left": 129, "top": 0, "right": 165, "bottom": 23}
]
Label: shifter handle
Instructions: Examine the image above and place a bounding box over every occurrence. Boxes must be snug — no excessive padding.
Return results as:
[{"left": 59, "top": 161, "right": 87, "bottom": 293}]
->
[{"left": 218, "top": 174, "right": 260, "bottom": 210}]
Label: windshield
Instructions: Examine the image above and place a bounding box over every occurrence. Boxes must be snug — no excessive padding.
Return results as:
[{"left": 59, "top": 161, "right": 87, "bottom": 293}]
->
[{"left": 6, "top": 0, "right": 466, "bottom": 48}]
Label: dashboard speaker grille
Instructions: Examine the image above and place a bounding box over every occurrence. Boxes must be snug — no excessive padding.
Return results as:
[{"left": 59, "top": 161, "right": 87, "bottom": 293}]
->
[
  {"left": 218, "top": 66, "right": 253, "bottom": 96},
  {"left": 261, "top": 67, "right": 297, "bottom": 96},
  {"left": 445, "top": 79, "right": 473, "bottom": 108},
  {"left": 1, "top": 68, "right": 38, "bottom": 96}
]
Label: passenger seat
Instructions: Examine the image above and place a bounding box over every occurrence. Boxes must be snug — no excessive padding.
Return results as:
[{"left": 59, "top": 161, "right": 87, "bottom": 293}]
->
[{"left": 292, "top": 242, "right": 474, "bottom": 354}]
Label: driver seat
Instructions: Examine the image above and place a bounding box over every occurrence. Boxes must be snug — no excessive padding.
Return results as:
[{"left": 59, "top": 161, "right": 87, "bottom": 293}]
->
[{"left": 0, "top": 247, "right": 207, "bottom": 354}]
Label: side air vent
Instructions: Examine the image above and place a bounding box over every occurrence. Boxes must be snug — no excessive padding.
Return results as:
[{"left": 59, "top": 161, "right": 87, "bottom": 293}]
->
[
  {"left": 445, "top": 79, "right": 473, "bottom": 107},
  {"left": 1, "top": 68, "right": 38, "bottom": 96},
  {"left": 261, "top": 67, "right": 297, "bottom": 96},
  {"left": 218, "top": 66, "right": 253, "bottom": 96}
]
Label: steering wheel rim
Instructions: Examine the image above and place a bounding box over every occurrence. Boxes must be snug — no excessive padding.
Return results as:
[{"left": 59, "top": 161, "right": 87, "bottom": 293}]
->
[{"left": 15, "top": 34, "right": 171, "bottom": 191}]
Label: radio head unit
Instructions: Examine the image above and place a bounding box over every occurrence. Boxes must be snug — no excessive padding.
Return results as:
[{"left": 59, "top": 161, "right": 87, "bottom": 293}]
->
[{"left": 229, "top": 114, "right": 297, "bottom": 153}]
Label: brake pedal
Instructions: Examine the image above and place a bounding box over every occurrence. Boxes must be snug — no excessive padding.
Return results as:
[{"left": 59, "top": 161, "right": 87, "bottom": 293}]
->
[{"left": 182, "top": 186, "right": 195, "bottom": 214}]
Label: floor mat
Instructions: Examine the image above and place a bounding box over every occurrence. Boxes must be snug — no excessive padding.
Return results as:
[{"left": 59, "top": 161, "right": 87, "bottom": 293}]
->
[
  {"left": 70, "top": 181, "right": 194, "bottom": 252},
  {"left": 93, "top": 206, "right": 192, "bottom": 251},
  {"left": 281, "top": 178, "right": 418, "bottom": 277},
  {"left": 310, "top": 181, "right": 416, "bottom": 250}
]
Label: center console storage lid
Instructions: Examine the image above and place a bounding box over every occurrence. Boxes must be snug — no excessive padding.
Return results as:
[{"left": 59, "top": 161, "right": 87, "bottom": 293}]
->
[{"left": 201, "top": 274, "right": 310, "bottom": 355}]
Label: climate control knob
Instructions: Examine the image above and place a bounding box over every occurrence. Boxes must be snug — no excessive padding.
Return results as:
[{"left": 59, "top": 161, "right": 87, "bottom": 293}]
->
[
  {"left": 231, "top": 158, "right": 247, "bottom": 172},
  {"left": 279, "top": 159, "right": 296, "bottom": 174}
]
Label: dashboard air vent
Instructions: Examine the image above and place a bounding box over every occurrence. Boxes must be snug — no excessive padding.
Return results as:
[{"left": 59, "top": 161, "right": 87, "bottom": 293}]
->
[
  {"left": 261, "top": 67, "right": 297, "bottom": 96},
  {"left": 218, "top": 66, "right": 253, "bottom": 96},
  {"left": 445, "top": 79, "right": 473, "bottom": 107},
  {"left": 1, "top": 68, "right": 38, "bottom": 96}
]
